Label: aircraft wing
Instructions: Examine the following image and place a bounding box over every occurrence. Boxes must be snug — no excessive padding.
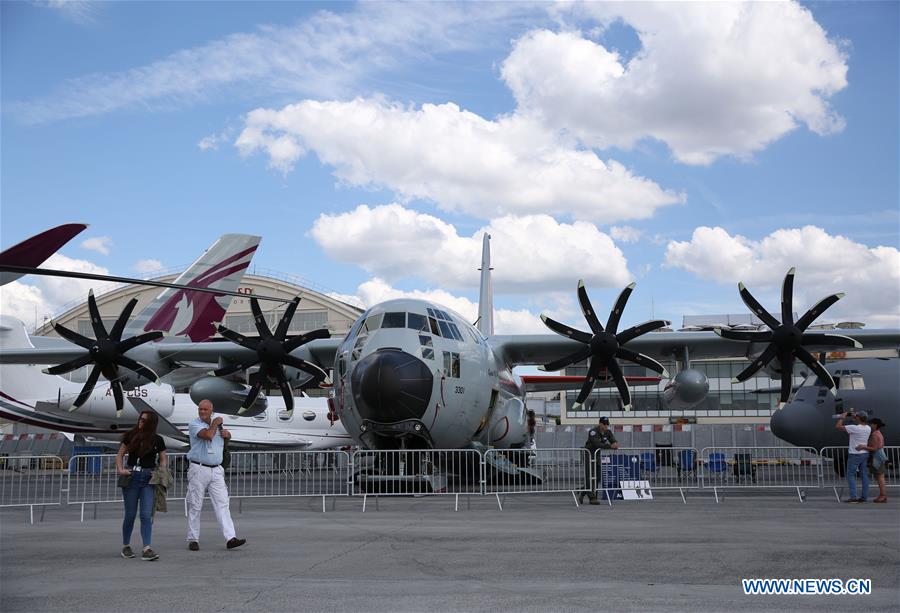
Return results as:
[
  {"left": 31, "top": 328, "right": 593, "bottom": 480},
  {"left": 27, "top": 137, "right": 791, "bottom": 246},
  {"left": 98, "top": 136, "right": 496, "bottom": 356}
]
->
[
  {"left": 521, "top": 374, "right": 661, "bottom": 393},
  {"left": 491, "top": 329, "right": 900, "bottom": 369},
  {"left": 153, "top": 337, "right": 343, "bottom": 370}
]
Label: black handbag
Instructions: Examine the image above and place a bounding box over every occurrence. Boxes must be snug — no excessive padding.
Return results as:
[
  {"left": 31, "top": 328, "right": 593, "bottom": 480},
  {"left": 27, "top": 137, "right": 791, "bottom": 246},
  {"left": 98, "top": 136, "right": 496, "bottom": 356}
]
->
[
  {"left": 221, "top": 439, "right": 231, "bottom": 470},
  {"left": 117, "top": 473, "right": 132, "bottom": 488}
]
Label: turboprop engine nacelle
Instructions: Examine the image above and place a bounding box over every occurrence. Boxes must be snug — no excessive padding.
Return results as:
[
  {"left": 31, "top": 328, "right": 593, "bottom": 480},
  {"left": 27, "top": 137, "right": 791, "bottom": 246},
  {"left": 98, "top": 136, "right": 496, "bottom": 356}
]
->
[
  {"left": 663, "top": 369, "right": 709, "bottom": 410},
  {"left": 188, "top": 376, "right": 268, "bottom": 417},
  {"left": 52, "top": 383, "right": 176, "bottom": 421}
]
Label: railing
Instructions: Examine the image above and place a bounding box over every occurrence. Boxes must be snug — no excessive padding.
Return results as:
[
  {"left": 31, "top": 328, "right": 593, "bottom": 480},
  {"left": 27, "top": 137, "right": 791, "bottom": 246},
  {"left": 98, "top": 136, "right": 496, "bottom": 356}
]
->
[
  {"left": 5, "top": 446, "right": 895, "bottom": 521},
  {"left": 698, "top": 446, "right": 821, "bottom": 502},
  {"left": 0, "top": 456, "right": 66, "bottom": 523}
]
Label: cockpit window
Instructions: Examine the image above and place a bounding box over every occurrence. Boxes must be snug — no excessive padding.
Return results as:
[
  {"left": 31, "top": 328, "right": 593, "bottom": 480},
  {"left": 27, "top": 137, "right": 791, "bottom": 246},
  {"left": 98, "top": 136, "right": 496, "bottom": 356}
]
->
[
  {"left": 448, "top": 322, "right": 463, "bottom": 341},
  {"left": 407, "top": 313, "right": 427, "bottom": 331},
  {"left": 437, "top": 320, "right": 453, "bottom": 339},
  {"left": 363, "top": 313, "right": 383, "bottom": 332},
  {"left": 382, "top": 312, "right": 406, "bottom": 328},
  {"left": 428, "top": 316, "right": 440, "bottom": 336}
]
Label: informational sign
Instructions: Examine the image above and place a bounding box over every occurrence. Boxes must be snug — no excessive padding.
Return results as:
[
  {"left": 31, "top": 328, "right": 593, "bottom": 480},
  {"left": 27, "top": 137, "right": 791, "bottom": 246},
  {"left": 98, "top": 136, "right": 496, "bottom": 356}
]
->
[{"left": 620, "top": 480, "right": 653, "bottom": 500}]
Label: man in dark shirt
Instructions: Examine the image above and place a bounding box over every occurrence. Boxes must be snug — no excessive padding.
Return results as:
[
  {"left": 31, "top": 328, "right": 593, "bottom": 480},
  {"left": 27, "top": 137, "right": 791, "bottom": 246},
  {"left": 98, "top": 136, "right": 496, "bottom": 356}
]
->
[{"left": 580, "top": 417, "right": 619, "bottom": 504}]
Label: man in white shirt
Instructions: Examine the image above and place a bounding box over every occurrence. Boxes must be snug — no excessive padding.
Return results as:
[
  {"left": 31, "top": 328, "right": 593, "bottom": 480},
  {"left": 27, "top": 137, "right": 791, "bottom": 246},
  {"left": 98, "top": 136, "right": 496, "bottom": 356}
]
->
[
  {"left": 186, "top": 399, "right": 246, "bottom": 550},
  {"left": 835, "top": 410, "right": 872, "bottom": 503}
]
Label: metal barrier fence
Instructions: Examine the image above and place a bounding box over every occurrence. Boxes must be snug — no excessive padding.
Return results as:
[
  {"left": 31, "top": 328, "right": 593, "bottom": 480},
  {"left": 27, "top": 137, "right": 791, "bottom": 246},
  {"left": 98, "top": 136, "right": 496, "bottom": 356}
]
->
[
  {"left": 351, "top": 449, "right": 482, "bottom": 511},
  {"left": 484, "top": 448, "right": 589, "bottom": 509},
  {"left": 596, "top": 447, "right": 701, "bottom": 505},
  {"left": 698, "top": 446, "right": 821, "bottom": 502},
  {"left": 819, "top": 446, "right": 899, "bottom": 502},
  {"left": 6, "top": 446, "right": 897, "bottom": 519},
  {"left": 0, "top": 455, "right": 65, "bottom": 523}
]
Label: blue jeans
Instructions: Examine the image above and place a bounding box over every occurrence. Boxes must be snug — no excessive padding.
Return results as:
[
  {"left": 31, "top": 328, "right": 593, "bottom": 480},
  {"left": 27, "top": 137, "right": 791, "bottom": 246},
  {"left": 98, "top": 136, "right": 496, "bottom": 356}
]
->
[
  {"left": 122, "top": 471, "right": 155, "bottom": 547},
  {"left": 846, "top": 453, "right": 869, "bottom": 500}
]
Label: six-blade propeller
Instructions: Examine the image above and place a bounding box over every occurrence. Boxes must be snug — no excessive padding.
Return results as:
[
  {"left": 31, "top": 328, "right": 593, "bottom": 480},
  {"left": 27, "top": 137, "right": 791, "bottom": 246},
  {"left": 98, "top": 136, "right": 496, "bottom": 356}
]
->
[
  {"left": 211, "top": 296, "right": 330, "bottom": 415},
  {"left": 715, "top": 268, "right": 859, "bottom": 403},
  {"left": 539, "top": 281, "right": 670, "bottom": 410},
  {"left": 44, "top": 290, "right": 162, "bottom": 416}
]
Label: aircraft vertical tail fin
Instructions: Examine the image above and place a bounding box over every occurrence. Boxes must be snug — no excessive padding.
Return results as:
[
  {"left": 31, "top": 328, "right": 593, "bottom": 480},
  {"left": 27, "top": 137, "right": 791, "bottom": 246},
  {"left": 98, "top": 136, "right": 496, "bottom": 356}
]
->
[
  {"left": 477, "top": 233, "right": 494, "bottom": 337},
  {"left": 125, "top": 234, "right": 261, "bottom": 342}
]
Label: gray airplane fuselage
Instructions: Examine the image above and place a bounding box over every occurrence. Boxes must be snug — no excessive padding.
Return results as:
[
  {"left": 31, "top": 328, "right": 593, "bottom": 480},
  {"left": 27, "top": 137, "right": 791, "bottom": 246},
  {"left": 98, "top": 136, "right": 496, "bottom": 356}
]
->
[
  {"left": 771, "top": 358, "right": 900, "bottom": 449},
  {"left": 334, "top": 298, "right": 527, "bottom": 450}
]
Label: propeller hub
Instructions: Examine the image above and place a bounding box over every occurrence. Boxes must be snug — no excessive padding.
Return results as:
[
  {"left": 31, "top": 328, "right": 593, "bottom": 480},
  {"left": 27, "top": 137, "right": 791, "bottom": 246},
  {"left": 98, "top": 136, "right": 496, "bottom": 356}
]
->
[{"left": 590, "top": 333, "right": 618, "bottom": 361}]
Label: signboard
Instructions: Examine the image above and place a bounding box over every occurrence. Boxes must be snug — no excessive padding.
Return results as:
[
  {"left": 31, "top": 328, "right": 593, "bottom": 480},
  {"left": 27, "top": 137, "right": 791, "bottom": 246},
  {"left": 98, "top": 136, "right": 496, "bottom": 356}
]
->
[{"left": 620, "top": 480, "right": 653, "bottom": 500}]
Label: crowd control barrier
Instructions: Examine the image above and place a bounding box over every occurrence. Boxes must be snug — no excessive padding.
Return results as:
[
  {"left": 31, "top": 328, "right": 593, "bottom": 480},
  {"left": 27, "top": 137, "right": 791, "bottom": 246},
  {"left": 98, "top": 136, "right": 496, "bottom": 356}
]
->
[
  {"left": 0, "top": 455, "right": 65, "bottom": 523},
  {"left": 819, "top": 446, "right": 898, "bottom": 502},
  {"left": 351, "top": 449, "right": 482, "bottom": 511},
  {"left": 596, "top": 447, "right": 701, "bottom": 504},
  {"left": 699, "top": 446, "right": 821, "bottom": 502},
  {"left": 483, "top": 448, "right": 590, "bottom": 509}
]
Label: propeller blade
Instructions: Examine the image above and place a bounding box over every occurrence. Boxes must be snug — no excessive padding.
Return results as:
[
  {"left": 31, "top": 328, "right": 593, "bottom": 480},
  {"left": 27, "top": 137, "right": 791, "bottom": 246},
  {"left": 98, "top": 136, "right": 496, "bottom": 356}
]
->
[
  {"left": 614, "top": 347, "right": 669, "bottom": 378},
  {"left": 43, "top": 353, "right": 94, "bottom": 375},
  {"left": 110, "top": 379, "right": 125, "bottom": 417},
  {"left": 795, "top": 293, "right": 844, "bottom": 331},
  {"left": 606, "top": 282, "right": 635, "bottom": 335},
  {"left": 794, "top": 346, "right": 837, "bottom": 394},
  {"left": 117, "top": 330, "right": 164, "bottom": 353},
  {"left": 87, "top": 290, "right": 110, "bottom": 341},
  {"left": 576, "top": 281, "right": 604, "bottom": 335},
  {"left": 273, "top": 365, "right": 295, "bottom": 415},
  {"left": 732, "top": 344, "right": 778, "bottom": 383},
  {"left": 606, "top": 360, "right": 632, "bottom": 410},
  {"left": 249, "top": 298, "right": 273, "bottom": 339},
  {"left": 283, "top": 328, "right": 331, "bottom": 352},
  {"left": 800, "top": 333, "right": 862, "bottom": 349},
  {"left": 216, "top": 326, "right": 259, "bottom": 351},
  {"left": 539, "top": 345, "right": 593, "bottom": 373},
  {"left": 51, "top": 321, "right": 95, "bottom": 350},
  {"left": 713, "top": 328, "right": 773, "bottom": 342},
  {"left": 540, "top": 315, "right": 592, "bottom": 344},
  {"left": 573, "top": 358, "right": 604, "bottom": 406},
  {"left": 738, "top": 283, "right": 781, "bottom": 329},
  {"left": 239, "top": 380, "right": 264, "bottom": 413},
  {"left": 282, "top": 355, "right": 328, "bottom": 381},
  {"left": 781, "top": 267, "right": 795, "bottom": 325},
  {"left": 778, "top": 354, "right": 795, "bottom": 403},
  {"left": 274, "top": 297, "right": 301, "bottom": 340},
  {"left": 112, "top": 355, "right": 160, "bottom": 383},
  {"left": 210, "top": 360, "right": 258, "bottom": 378},
  {"left": 616, "top": 319, "right": 670, "bottom": 345},
  {"left": 109, "top": 298, "right": 139, "bottom": 342},
  {"left": 72, "top": 365, "right": 103, "bottom": 410}
]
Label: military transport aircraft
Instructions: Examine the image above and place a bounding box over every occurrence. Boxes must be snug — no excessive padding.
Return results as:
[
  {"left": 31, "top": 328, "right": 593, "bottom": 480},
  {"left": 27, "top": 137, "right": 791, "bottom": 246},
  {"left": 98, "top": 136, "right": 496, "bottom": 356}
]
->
[{"left": 2, "top": 232, "right": 898, "bottom": 457}]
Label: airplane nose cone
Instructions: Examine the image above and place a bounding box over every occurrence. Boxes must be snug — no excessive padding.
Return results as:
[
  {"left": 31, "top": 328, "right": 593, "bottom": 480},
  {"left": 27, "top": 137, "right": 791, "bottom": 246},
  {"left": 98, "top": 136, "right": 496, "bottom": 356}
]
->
[
  {"left": 771, "top": 403, "right": 822, "bottom": 448},
  {"left": 351, "top": 348, "right": 433, "bottom": 423}
]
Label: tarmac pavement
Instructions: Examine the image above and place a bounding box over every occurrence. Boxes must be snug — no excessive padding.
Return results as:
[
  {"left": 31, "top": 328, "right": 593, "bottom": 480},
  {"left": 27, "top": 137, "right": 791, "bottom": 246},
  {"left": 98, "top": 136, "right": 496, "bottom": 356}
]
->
[{"left": 1, "top": 490, "right": 898, "bottom": 612}]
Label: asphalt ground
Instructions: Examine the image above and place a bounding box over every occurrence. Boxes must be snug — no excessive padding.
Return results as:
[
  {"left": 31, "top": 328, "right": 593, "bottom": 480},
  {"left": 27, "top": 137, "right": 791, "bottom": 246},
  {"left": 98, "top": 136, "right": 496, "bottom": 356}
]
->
[{"left": 1, "top": 490, "right": 898, "bottom": 612}]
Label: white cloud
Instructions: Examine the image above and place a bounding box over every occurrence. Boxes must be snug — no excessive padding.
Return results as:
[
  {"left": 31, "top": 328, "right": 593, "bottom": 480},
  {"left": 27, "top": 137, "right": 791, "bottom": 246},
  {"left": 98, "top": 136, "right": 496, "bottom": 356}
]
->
[
  {"left": 310, "top": 204, "right": 633, "bottom": 292},
  {"left": 80, "top": 236, "right": 112, "bottom": 255},
  {"left": 0, "top": 254, "right": 111, "bottom": 328},
  {"left": 503, "top": 2, "right": 848, "bottom": 164},
  {"left": 13, "top": 3, "right": 541, "bottom": 124},
  {"left": 610, "top": 226, "right": 642, "bottom": 243},
  {"left": 39, "top": 1, "right": 99, "bottom": 25},
  {"left": 334, "top": 277, "right": 548, "bottom": 335},
  {"left": 664, "top": 226, "right": 900, "bottom": 327},
  {"left": 236, "top": 98, "right": 683, "bottom": 222},
  {"left": 198, "top": 133, "right": 229, "bottom": 151},
  {"left": 134, "top": 259, "right": 164, "bottom": 274}
]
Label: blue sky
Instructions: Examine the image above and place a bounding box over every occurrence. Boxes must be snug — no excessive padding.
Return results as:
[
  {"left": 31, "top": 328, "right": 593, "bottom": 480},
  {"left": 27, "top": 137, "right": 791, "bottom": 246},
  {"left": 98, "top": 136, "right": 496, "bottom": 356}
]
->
[{"left": 2, "top": 0, "right": 898, "bottom": 335}]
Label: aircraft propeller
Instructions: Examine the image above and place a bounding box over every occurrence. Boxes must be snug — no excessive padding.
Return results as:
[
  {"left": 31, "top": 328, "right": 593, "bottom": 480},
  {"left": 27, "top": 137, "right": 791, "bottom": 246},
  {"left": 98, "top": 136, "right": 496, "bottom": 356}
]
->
[
  {"left": 211, "top": 296, "right": 330, "bottom": 416},
  {"left": 714, "top": 268, "right": 859, "bottom": 403},
  {"left": 43, "top": 290, "right": 162, "bottom": 417},
  {"left": 539, "top": 281, "right": 670, "bottom": 410}
]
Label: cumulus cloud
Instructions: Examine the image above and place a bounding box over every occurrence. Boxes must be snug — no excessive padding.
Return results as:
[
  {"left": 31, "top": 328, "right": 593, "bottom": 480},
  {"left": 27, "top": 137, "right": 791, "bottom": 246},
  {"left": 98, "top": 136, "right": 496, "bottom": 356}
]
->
[
  {"left": 13, "top": 3, "right": 541, "bottom": 124},
  {"left": 236, "top": 98, "right": 683, "bottom": 222},
  {"left": 134, "top": 259, "right": 164, "bottom": 274},
  {"left": 504, "top": 2, "right": 848, "bottom": 164},
  {"left": 331, "top": 277, "right": 548, "bottom": 335},
  {"left": 80, "top": 236, "right": 113, "bottom": 255},
  {"left": 0, "top": 254, "right": 112, "bottom": 327},
  {"left": 310, "top": 204, "right": 632, "bottom": 292},
  {"left": 610, "top": 226, "right": 642, "bottom": 243},
  {"left": 664, "top": 226, "right": 900, "bottom": 327},
  {"left": 39, "top": 0, "right": 99, "bottom": 25}
]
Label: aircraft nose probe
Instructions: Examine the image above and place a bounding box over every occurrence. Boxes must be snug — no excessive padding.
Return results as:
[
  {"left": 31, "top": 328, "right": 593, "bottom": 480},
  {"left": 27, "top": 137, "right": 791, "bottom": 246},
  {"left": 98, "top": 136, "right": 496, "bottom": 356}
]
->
[{"left": 351, "top": 348, "right": 433, "bottom": 423}]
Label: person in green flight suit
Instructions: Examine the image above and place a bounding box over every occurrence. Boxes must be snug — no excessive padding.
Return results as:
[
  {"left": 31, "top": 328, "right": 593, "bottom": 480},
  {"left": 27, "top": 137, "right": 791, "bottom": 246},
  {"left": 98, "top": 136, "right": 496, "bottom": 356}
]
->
[{"left": 579, "top": 417, "right": 620, "bottom": 505}]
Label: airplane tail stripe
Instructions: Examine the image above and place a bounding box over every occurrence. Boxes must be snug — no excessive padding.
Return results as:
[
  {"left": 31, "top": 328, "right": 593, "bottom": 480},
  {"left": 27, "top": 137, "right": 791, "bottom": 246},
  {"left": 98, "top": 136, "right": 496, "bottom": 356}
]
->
[{"left": 184, "top": 245, "right": 257, "bottom": 288}]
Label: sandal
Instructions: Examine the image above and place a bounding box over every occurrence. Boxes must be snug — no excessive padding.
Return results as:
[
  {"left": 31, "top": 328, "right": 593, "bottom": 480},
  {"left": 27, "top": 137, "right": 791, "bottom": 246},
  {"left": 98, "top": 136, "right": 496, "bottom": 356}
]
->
[{"left": 873, "top": 496, "right": 887, "bottom": 503}]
